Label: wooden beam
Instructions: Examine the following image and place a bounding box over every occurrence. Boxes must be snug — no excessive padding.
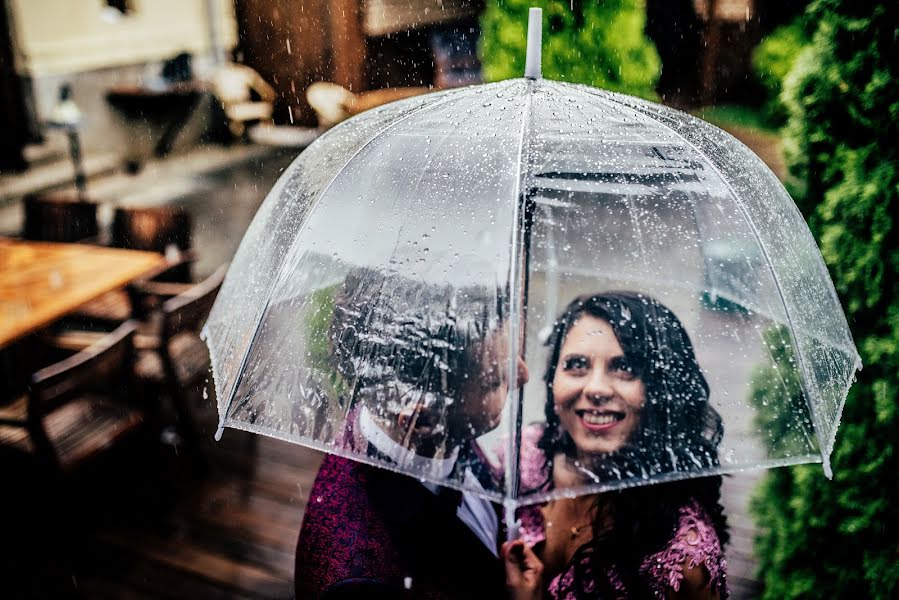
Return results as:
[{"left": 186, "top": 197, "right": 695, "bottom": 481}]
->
[{"left": 328, "top": 0, "right": 365, "bottom": 91}]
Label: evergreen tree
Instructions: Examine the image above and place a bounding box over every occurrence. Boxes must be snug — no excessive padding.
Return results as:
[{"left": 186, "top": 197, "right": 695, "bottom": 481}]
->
[
  {"left": 751, "top": 1, "right": 899, "bottom": 597},
  {"left": 479, "top": 0, "right": 660, "bottom": 98}
]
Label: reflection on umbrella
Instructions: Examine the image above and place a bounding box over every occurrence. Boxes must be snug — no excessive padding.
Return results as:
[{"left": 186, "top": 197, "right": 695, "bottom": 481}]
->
[{"left": 201, "top": 8, "right": 860, "bottom": 527}]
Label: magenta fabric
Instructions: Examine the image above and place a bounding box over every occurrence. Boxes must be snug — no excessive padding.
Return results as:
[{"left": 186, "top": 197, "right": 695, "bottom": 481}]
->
[
  {"left": 295, "top": 454, "right": 402, "bottom": 596},
  {"left": 294, "top": 409, "right": 508, "bottom": 599},
  {"left": 511, "top": 425, "right": 729, "bottom": 599}
]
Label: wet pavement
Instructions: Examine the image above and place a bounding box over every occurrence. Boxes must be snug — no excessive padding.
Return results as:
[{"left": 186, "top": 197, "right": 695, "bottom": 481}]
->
[{"left": 162, "top": 148, "right": 298, "bottom": 278}]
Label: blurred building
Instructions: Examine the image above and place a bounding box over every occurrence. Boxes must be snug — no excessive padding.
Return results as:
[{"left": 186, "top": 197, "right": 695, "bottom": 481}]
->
[
  {"left": 0, "top": 0, "right": 237, "bottom": 169},
  {"left": 0, "top": 0, "right": 808, "bottom": 169}
]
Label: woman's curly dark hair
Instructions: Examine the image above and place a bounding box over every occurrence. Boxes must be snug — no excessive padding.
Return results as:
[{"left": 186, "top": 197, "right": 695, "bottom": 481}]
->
[{"left": 538, "top": 292, "right": 729, "bottom": 597}]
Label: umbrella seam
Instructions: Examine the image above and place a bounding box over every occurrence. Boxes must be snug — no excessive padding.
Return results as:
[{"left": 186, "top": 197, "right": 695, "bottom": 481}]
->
[
  {"left": 218, "top": 413, "right": 826, "bottom": 507},
  {"left": 511, "top": 454, "right": 825, "bottom": 508},
  {"left": 217, "top": 83, "right": 518, "bottom": 431},
  {"left": 596, "top": 91, "right": 834, "bottom": 470}
]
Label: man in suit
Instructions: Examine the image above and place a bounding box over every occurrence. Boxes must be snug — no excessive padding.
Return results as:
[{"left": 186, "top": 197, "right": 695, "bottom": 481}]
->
[{"left": 295, "top": 270, "right": 529, "bottom": 598}]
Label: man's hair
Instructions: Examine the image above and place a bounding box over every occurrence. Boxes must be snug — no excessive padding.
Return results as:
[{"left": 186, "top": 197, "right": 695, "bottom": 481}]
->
[{"left": 329, "top": 268, "right": 507, "bottom": 421}]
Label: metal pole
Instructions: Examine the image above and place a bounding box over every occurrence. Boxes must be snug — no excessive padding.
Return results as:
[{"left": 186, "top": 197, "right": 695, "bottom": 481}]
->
[{"left": 66, "top": 126, "right": 87, "bottom": 200}]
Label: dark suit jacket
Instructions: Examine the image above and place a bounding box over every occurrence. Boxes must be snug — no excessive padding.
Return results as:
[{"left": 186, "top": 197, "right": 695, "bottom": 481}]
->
[{"left": 295, "top": 451, "right": 508, "bottom": 599}]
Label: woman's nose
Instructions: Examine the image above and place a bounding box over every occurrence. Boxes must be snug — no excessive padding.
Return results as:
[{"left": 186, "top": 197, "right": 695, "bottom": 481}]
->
[
  {"left": 583, "top": 368, "right": 614, "bottom": 401},
  {"left": 516, "top": 357, "right": 530, "bottom": 387}
]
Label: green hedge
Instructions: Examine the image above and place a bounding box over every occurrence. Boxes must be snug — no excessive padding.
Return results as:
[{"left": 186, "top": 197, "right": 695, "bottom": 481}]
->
[
  {"left": 751, "top": 1, "right": 899, "bottom": 597},
  {"left": 479, "top": 0, "right": 660, "bottom": 98},
  {"left": 751, "top": 20, "right": 810, "bottom": 126}
]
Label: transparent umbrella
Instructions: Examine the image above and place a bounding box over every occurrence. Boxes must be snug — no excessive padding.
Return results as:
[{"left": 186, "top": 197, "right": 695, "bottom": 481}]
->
[{"left": 201, "top": 12, "right": 860, "bottom": 525}]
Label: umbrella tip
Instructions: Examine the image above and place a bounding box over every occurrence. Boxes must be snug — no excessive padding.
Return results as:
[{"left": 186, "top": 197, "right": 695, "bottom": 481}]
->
[
  {"left": 214, "top": 424, "right": 224, "bottom": 441},
  {"left": 524, "top": 7, "right": 542, "bottom": 80},
  {"left": 823, "top": 456, "right": 834, "bottom": 480}
]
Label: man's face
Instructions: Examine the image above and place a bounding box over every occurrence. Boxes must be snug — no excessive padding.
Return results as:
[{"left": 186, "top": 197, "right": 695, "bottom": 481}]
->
[{"left": 450, "top": 325, "right": 530, "bottom": 442}]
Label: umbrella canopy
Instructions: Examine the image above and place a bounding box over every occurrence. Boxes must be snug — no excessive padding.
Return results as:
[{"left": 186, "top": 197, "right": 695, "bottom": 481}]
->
[{"left": 202, "top": 74, "right": 860, "bottom": 512}]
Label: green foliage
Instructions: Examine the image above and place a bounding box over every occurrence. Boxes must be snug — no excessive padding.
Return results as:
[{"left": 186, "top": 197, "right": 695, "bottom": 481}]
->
[
  {"left": 303, "top": 284, "right": 348, "bottom": 398},
  {"left": 693, "top": 103, "right": 777, "bottom": 134},
  {"left": 749, "top": 326, "right": 817, "bottom": 459},
  {"left": 752, "top": 20, "right": 810, "bottom": 126},
  {"left": 751, "top": 1, "right": 899, "bottom": 597},
  {"left": 479, "top": 0, "right": 660, "bottom": 98}
]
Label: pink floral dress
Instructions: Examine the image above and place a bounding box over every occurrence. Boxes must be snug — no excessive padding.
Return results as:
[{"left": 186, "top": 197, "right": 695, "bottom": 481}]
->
[{"left": 510, "top": 425, "right": 729, "bottom": 599}]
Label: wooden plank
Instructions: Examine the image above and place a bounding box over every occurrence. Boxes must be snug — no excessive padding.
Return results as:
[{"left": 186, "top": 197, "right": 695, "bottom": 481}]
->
[
  {"left": 96, "top": 529, "right": 290, "bottom": 599},
  {"left": 80, "top": 540, "right": 262, "bottom": 600}
]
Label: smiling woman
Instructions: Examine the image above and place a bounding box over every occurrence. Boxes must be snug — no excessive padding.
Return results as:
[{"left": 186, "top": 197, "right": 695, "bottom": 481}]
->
[
  {"left": 501, "top": 292, "right": 730, "bottom": 600},
  {"left": 540, "top": 291, "right": 722, "bottom": 481}
]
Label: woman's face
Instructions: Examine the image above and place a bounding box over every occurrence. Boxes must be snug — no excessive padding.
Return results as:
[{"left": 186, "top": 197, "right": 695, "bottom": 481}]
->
[{"left": 552, "top": 315, "right": 646, "bottom": 457}]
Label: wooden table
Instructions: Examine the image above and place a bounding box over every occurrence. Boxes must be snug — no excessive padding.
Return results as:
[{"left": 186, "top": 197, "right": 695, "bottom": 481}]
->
[{"left": 0, "top": 239, "right": 167, "bottom": 347}]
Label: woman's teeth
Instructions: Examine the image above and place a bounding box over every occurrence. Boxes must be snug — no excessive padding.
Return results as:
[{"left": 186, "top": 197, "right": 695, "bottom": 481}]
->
[{"left": 582, "top": 412, "right": 619, "bottom": 425}]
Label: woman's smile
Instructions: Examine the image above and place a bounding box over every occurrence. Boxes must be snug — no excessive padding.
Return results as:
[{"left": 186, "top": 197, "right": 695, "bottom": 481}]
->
[{"left": 574, "top": 408, "right": 626, "bottom": 431}]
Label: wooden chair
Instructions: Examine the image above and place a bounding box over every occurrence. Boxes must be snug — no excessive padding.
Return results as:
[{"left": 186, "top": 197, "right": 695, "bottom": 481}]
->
[
  {"left": 22, "top": 190, "right": 99, "bottom": 243},
  {"left": 130, "top": 265, "right": 228, "bottom": 471},
  {"left": 210, "top": 62, "right": 276, "bottom": 139},
  {"left": 72, "top": 205, "right": 195, "bottom": 325},
  {"left": 0, "top": 321, "right": 145, "bottom": 473},
  {"left": 46, "top": 265, "right": 227, "bottom": 472},
  {"left": 111, "top": 204, "right": 194, "bottom": 286},
  {"left": 112, "top": 206, "right": 192, "bottom": 256}
]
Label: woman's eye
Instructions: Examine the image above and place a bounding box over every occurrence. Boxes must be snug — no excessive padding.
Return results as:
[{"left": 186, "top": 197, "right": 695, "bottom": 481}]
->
[
  {"left": 611, "top": 358, "right": 635, "bottom": 379},
  {"left": 562, "top": 356, "right": 588, "bottom": 371}
]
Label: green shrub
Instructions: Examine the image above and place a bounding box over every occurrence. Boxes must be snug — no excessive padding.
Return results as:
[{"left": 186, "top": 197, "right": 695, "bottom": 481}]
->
[
  {"left": 479, "top": 0, "right": 660, "bottom": 98},
  {"left": 751, "top": 1, "right": 899, "bottom": 597},
  {"left": 752, "top": 20, "right": 810, "bottom": 126}
]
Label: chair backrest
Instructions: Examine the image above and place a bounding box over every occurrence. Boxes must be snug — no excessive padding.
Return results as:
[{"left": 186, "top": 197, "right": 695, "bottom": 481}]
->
[
  {"left": 30, "top": 321, "right": 137, "bottom": 416},
  {"left": 161, "top": 264, "right": 228, "bottom": 340},
  {"left": 111, "top": 205, "right": 192, "bottom": 253},
  {"left": 23, "top": 191, "right": 99, "bottom": 243}
]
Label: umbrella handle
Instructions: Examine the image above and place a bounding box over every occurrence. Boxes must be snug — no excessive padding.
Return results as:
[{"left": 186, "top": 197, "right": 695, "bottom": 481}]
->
[{"left": 504, "top": 499, "right": 521, "bottom": 541}]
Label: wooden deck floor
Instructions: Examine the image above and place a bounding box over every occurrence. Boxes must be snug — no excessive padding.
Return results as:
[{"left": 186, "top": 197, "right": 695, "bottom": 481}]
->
[{"left": 0, "top": 389, "right": 323, "bottom": 600}]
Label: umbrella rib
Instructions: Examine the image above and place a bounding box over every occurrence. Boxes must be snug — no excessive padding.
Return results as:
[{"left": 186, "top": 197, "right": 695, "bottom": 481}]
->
[
  {"left": 504, "top": 80, "right": 535, "bottom": 527},
  {"left": 598, "top": 92, "right": 834, "bottom": 475},
  {"left": 215, "top": 87, "right": 503, "bottom": 438}
]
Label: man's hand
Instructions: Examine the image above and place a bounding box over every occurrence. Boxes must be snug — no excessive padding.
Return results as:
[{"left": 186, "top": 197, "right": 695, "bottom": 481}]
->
[{"left": 501, "top": 540, "right": 544, "bottom": 600}]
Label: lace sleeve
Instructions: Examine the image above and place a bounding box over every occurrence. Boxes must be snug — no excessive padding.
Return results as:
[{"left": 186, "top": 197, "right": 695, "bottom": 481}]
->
[{"left": 640, "top": 499, "right": 729, "bottom": 599}]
